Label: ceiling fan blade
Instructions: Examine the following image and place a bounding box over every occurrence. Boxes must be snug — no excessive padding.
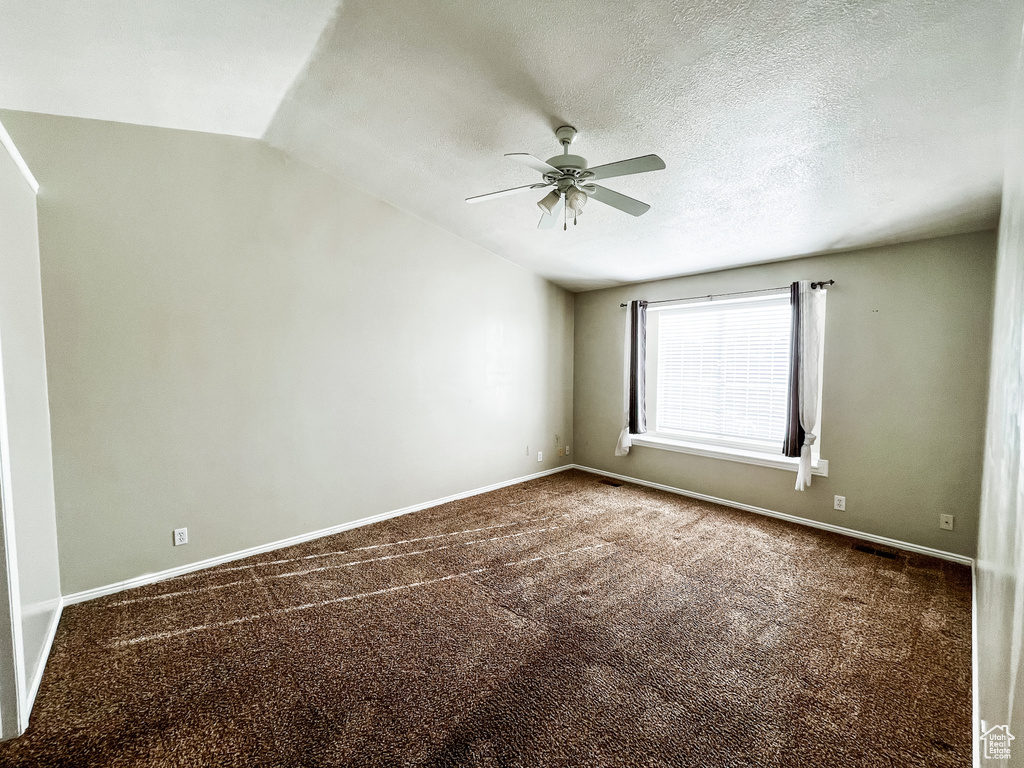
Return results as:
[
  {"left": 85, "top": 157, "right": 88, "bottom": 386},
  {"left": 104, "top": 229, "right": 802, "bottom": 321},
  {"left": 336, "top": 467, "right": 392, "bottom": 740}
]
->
[
  {"left": 587, "top": 154, "right": 665, "bottom": 182},
  {"left": 587, "top": 184, "right": 651, "bottom": 217},
  {"left": 466, "top": 182, "right": 549, "bottom": 204},
  {"left": 506, "top": 153, "right": 560, "bottom": 175},
  {"left": 538, "top": 194, "right": 565, "bottom": 229}
]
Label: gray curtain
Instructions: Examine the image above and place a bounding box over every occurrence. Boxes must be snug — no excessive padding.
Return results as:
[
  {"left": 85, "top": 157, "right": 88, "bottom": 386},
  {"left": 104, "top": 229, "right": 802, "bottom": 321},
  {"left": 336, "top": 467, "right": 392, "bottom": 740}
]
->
[
  {"left": 782, "top": 282, "right": 804, "bottom": 457},
  {"left": 628, "top": 300, "right": 648, "bottom": 434}
]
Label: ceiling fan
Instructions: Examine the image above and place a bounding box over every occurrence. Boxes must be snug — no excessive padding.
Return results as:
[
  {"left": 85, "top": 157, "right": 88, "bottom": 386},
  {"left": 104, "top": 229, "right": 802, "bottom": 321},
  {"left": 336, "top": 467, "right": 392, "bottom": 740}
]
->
[{"left": 466, "top": 126, "right": 666, "bottom": 230}]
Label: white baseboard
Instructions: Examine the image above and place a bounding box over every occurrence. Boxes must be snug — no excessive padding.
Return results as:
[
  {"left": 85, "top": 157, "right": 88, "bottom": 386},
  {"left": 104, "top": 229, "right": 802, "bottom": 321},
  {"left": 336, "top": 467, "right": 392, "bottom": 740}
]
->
[
  {"left": 63, "top": 465, "right": 575, "bottom": 605},
  {"left": 64, "top": 462, "right": 970, "bottom": 606},
  {"left": 571, "top": 464, "right": 974, "bottom": 566},
  {"left": 50, "top": 460, "right": 980, "bottom": 745},
  {"left": 20, "top": 597, "right": 62, "bottom": 731}
]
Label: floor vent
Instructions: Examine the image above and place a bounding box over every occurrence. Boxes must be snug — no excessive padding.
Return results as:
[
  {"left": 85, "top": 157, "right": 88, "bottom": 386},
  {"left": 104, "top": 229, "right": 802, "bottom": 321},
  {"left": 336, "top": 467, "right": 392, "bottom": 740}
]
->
[
  {"left": 853, "top": 543, "right": 900, "bottom": 560},
  {"left": 599, "top": 478, "right": 623, "bottom": 487}
]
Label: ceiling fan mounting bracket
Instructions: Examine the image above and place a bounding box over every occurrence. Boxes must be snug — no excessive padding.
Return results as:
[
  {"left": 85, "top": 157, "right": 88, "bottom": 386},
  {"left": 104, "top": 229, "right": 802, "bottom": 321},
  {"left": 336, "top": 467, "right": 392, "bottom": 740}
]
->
[
  {"left": 555, "top": 125, "right": 577, "bottom": 147},
  {"left": 544, "top": 154, "right": 590, "bottom": 177}
]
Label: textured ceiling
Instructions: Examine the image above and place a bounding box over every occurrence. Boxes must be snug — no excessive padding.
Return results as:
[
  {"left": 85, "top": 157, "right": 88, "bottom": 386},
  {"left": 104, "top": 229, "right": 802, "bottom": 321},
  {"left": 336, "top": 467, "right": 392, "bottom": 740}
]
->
[
  {"left": 0, "top": 0, "right": 339, "bottom": 137},
  {"left": 2, "top": 0, "right": 1020, "bottom": 289}
]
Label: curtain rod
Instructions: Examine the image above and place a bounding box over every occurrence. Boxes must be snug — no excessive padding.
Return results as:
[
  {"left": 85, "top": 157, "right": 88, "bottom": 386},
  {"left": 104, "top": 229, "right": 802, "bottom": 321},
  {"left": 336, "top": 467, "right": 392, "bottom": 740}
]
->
[{"left": 618, "top": 280, "right": 834, "bottom": 308}]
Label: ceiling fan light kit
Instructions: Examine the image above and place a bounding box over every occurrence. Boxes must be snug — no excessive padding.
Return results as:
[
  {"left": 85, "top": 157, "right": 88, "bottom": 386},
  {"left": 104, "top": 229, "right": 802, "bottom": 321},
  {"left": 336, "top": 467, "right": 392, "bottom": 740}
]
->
[
  {"left": 466, "top": 125, "right": 666, "bottom": 230},
  {"left": 537, "top": 189, "right": 561, "bottom": 214},
  {"left": 566, "top": 186, "right": 587, "bottom": 214}
]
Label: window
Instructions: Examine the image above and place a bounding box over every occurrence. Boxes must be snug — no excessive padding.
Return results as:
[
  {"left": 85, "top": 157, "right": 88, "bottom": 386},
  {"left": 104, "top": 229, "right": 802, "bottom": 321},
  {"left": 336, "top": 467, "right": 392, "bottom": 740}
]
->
[{"left": 633, "top": 292, "right": 827, "bottom": 475}]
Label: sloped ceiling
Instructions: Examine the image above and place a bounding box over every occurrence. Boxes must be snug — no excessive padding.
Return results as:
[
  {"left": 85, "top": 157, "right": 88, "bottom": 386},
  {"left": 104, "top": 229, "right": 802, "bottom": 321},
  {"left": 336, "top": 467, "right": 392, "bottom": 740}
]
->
[
  {"left": 2, "top": 0, "right": 1020, "bottom": 290},
  {"left": 0, "top": 0, "right": 340, "bottom": 137}
]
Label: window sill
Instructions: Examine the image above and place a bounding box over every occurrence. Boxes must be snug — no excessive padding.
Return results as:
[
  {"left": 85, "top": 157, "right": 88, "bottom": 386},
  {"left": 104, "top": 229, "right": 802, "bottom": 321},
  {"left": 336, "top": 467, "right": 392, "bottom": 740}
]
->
[{"left": 629, "top": 434, "right": 829, "bottom": 476}]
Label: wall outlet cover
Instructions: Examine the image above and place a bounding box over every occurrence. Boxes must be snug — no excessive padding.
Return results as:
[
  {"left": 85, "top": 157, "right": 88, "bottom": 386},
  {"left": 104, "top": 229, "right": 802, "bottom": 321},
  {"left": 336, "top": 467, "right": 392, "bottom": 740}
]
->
[
  {"left": 939, "top": 514, "right": 954, "bottom": 531},
  {"left": 834, "top": 495, "right": 846, "bottom": 511},
  {"left": 537, "top": 451, "right": 543, "bottom": 462},
  {"left": 173, "top": 527, "right": 188, "bottom": 546}
]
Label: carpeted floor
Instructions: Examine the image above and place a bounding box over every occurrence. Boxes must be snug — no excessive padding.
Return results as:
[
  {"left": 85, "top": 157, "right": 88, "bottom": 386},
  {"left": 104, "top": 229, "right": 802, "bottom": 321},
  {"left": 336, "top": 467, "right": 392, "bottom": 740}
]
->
[{"left": 0, "top": 470, "right": 972, "bottom": 767}]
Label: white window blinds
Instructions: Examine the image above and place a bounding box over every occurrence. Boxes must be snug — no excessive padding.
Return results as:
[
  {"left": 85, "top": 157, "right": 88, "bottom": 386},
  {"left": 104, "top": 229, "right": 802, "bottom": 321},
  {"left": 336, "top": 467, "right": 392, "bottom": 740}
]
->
[{"left": 653, "top": 294, "right": 791, "bottom": 450}]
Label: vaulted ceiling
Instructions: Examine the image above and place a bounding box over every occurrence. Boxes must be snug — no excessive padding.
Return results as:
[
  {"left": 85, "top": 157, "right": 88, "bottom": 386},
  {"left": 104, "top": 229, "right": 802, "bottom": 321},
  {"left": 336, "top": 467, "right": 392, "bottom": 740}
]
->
[{"left": 2, "top": 0, "right": 1020, "bottom": 290}]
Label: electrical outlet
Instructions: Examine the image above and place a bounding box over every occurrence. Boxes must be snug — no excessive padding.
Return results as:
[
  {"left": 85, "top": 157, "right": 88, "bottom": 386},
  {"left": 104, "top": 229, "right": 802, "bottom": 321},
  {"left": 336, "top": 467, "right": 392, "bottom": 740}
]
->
[
  {"left": 537, "top": 451, "right": 543, "bottom": 462},
  {"left": 558, "top": 447, "right": 564, "bottom": 456},
  {"left": 565, "top": 445, "right": 570, "bottom": 456},
  {"left": 834, "top": 495, "right": 846, "bottom": 511},
  {"left": 939, "top": 514, "right": 954, "bottom": 531},
  {"left": 173, "top": 527, "right": 188, "bottom": 546}
]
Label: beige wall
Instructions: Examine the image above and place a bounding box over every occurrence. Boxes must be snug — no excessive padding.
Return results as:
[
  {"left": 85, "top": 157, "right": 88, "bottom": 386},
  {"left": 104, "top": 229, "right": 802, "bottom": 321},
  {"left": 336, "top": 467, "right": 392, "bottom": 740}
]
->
[
  {"left": 0, "top": 119, "right": 61, "bottom": 730},
  {"left": 0, "top": 111, "right": 574, "bottom": 596},
  {"left": 976, "top": 28, "right": 1024, "bottom": 763},
  {"left": 573, "top": 231, "right": 995, "bottom": 557}
]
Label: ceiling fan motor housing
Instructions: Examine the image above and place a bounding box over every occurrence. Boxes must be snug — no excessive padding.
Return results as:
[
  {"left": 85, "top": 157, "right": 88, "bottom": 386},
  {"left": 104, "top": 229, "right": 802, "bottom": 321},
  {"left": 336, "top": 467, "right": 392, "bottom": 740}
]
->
[
  {"left": 544, "top": 154, "right": 594, "bottom": 195},
  {"left": 547, "top": 154, "right": 587, "bottom": 173}
]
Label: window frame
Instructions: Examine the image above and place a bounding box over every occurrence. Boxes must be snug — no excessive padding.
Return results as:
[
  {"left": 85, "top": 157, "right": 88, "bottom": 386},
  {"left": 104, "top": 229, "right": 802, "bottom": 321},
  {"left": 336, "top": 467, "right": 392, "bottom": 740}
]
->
[{"left": 633, "top": 292, "right": 828, "bottom": 476}]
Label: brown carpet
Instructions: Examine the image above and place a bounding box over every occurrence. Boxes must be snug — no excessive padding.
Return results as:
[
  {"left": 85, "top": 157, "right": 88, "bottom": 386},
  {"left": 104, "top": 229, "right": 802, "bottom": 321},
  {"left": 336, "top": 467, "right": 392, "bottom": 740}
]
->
[{"left": 0, "top": 470, "right": 972, "bottom": 767}]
